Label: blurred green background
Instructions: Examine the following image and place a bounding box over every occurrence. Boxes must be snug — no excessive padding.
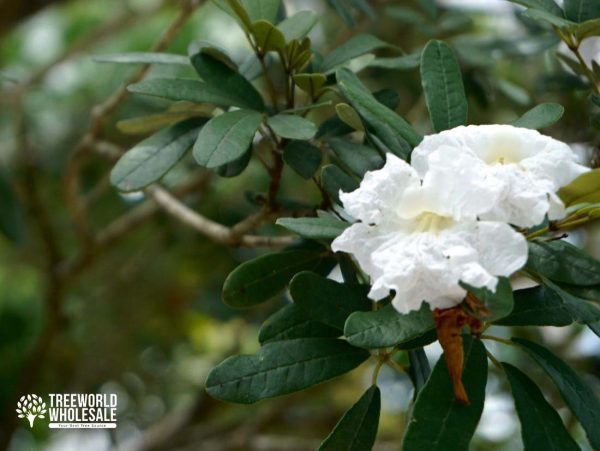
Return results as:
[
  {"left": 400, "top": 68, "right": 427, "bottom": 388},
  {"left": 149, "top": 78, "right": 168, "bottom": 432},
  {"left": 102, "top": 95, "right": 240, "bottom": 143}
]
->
[{"left": 0, "top": 0, "right": 599, "bottom": 449}]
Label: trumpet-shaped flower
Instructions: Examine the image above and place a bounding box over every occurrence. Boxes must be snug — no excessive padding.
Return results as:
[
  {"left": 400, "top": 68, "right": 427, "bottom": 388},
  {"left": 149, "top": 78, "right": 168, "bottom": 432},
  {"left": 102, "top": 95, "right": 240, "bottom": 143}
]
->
[
  {"left": 411, "top": 125, "right": 589, "bottom": 228},
  {"left": 332, "top": 153, "right": 527, "bottom": 313}
]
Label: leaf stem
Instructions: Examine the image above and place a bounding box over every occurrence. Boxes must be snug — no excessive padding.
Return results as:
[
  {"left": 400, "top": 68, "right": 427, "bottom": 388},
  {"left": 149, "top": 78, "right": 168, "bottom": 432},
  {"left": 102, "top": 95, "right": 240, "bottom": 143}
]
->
[
  {"left": 485, "top": 348, "right": 502, "bottom": 370},
  {"left": 480, "top": 334, "right": 515, "bottom": 347},
  {"left": 372, "top": 358, "right": 385, "bottom": 385}
]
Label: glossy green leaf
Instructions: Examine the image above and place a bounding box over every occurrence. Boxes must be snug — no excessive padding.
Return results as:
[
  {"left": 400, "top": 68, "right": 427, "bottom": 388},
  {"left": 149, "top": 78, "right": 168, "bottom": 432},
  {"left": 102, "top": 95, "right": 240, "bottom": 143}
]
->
[
  {"left": 318, "top": 386, "right": 381, "bottom": 451},
  {"left": 205, "top": 338, "right": 370, "bottom": 403},
  {"left": 512, "top": 103, "right": 564, "bottom": 129},
  {"left": 329, "top": 138, "right": 384, "bottom": 177},
  {"left": 278, "top": 10, "right": 318, "bottom": 40},
  {"left": 191, "top": 52, "right": 264, "bottom": 111},
  {"left": 420, "top": 40, "right": 467, "bottom": 132},
  {"left": 496, "top": 282, "right": 600, "bottom": 326},
  {"left": 0, "top": 173, "right": 24, "bottom": 244},
  {"left": 558, "top": 168, "right": 600, "bottom": 206},
  {"left": 503, "top": 363, "right": 579, "bottom": 451},
  {"left": 322, "top": 34, "right": 391, "bottom": 73},
  {"left": 110, "top": 119, "right": 204, "bottom": 192},
  {"left": 564, "top": 0, "right": 600, "bottom": 22},
  {"left": 293, "top": 73, "right": 327, "bottom": 97},
  {"left": 128, "top": 78, "right": 257, "bottom": 109},
  {"left": 345, "top": 303, "right": 435, "bottom": 349},
  {"left": 460, "top": 277, "right": 514, "bottom": 322},
  {"left": 259, "top": 304, "right": 339, "bottom": 343},
  {"left": 222, "top": 249, "right": 326, "bottom": 307},
  {"left": 506, "top": 0, "right": 564, "bottom": 17},
  {"left": 94, "top": 52, "right": 189, "bottom": 65},
  {"left": 193, "top": 110, "right": 262, "bottom": 168},
  {"left": 336, "top": 68, "right": 421, "bottom": 156},
  {"left": 527, "top": 239, "right": 600, "bottom": 286},
  {"left": 321, "top": 164, "right": 359, "bottom": 205},
  {"left": 290, "top": 272, "right": 371, "bottom": 329},
  {"left": 403, "top": 338, "right": 487, "bottom": 451},
  {"left": 267, "top": 114, "right": 317, "bottom": 140},
  {"left": 335, "top": 103, "right": 365, "bottom": 131},
  {"left": 276, "top": 217, "right": 349, "bottom": 240},
  {"left": 251, "top": 20, "right": 285, "bottom": 53},
  {"left": 282, "top": 140, "right": 322, "bottom": 179},
  {"left": 513, "top": 337, "right": 600, "bottom": 450}
]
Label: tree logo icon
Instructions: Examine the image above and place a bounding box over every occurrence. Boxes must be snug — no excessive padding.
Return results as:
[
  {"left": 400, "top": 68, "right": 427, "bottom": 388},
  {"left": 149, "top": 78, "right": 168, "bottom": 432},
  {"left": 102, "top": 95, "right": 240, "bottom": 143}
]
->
[{"left": 16, "top": 394, "right": 47, "bottom": 428}]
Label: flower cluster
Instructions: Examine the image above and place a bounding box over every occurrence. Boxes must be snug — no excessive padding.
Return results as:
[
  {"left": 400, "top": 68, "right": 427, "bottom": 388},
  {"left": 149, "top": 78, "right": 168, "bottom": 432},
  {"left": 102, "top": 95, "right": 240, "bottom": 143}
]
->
[{"left": 332, "top": 125, "right": 588, "bottom": 314}]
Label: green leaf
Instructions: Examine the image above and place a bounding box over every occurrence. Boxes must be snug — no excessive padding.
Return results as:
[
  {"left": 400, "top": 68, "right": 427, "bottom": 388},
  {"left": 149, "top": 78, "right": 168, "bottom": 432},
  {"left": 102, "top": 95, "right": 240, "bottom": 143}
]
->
[
  {"left": 0, "top": 173, "right": 24, "bottom": 244},
  {"left": 282, "top": 140, "right": 322, "bottom": 179},
  {"left": 496, "top": 282, "right": 600, "bottom": 326},
  {"left": 222, "top": 249, "right": 327, "bottom": 308},
  {"left": 507, "top": 0, "right": 564, "bottom": 17},
  {"left": 521, "top": 8, "right": 575, "bottom": 27},
  {"left": 267, "top": 114, "right": 317, "bottom": 140},
  {"left": 564, "top": 0, "right": 600, "bottom": 22},
  {"left": 512, "top": 103, "right": 564, "bottom": 129},
  {"left": 336, "top": 68, "right": 421, "bottom": 155},
  {"left": 276, "top": 217, "right": 349, "bottom": 240},
  {"left": 205, "top": 338, "right": 370, "bottom": 403},
  {"left": 513, "top": 337, "right": 600, "bottom": 450},
  {"left": 214, "top": 146, "right": 252, "bottom": 177},
  {"left": 289, "top": 272, "right": 371, "bottom": 329},
  {"left": 242, "top": 0, "right": 280, "bottom": 23},
  {"left": 420, "top": 40, "right": 467, "bottom": 132},
  {"left": 110, "top": 119, "right": 204, "bottom": 192},
  {"left": 278, "top": 10, "right": 318, "bottom": 40},
  {"left": 251, "top": 20, "right": 286, "bottom": 53},
  {"left": 335, "top": 103, "right": 365, "bottom": 132},
  {"left": 573, "top": 18, "right": 600, "bottom": 40},
  {"left": 193, "top": 110, "right": 262, "bottom": 168},
  {"left": 369, "top": 52, "right": 421, "bottom": 70},
  {"left": 329, "top": 138, "right": 384, "bottom": 178},
  {"left": 345, "top": 303, "right": 435, "bottom": 349},
  {"left": 93, "top": 52, "right": 189, "bottom": 65},
  {"left": 527, "top": 239, "right": 600, "bottom": 286},
  {"left": 460, "top": 278, "right": 514, "bottom": 322},
  {"left": 321, "top": 164, "right": 359, "bottom": 205},
  {"left": 502, "top": 363, "right": 580, "bottom": 451},
  {"left": 259, "top": 304, "right": 340, "bottom": 343},
  {"left": 558, "top": 168, "right": 600, "bottom": 206},
  {"left": 408, "top": 348, "right": 431, "bottom": 396},
  {"left": 559, "top": 282, "right": 600, "bottom": 301},
  {"left": 191, "top": 51, "right": 265, "bottom": 111},
  {"left": 293, "top": 73, "right": 327, "bottom": 97},
  {"left": 402, "top": 338, "right": 487, "bottom": 451},
  {"left": 318, "top": 386, "right": 381, "bottom": 451},
  {"left": 116, "top": 108, "right": 212, "bottom": 135},
  {"left": 128, "top": 78, "right": 259, "bottom": 109},
  {"left": 214, "top": 0, "right": 254, "bottom": 32},
  {"left": 322, "top": 34, "right": 391, "bottom": 73}
]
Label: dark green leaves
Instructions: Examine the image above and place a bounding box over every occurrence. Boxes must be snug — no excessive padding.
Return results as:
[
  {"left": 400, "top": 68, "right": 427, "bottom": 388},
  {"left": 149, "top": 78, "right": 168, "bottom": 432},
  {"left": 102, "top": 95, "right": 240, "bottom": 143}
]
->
[
  {"left": 564, "top": 0, "right": 600, "bottom": 23},
  {"left": 513, "top": 338, "right": 600, "bottom": 450},
  {"left": 267, "top": 114, "right": 317, "bottom": 140},
  {"left": 290, "top": 272, "right": 371, "bottom": 329},
  {"left": 282, "top": 140, "right": 322, "bottom": 179},
  {"left": 193, "top": 110, "right": 262, "bottom": 168},
  {"left": 191, "top": 51, "right": 265, "bottom": 111},
  {"left": 502, "top": 363, "right": 579, "bottom": 451},
  {"left": 110, "top": 119, "right": 204, "bottom": 192},
  {"left": 527, "top": 239, "right": 600, "bottom": 286},
  {"left": 329, "top": 138, "right": 384, "bottom": 177},
  {"left": 460, "top": 278, "right": 513, "bottom": 322},
  {"left": 402, "top": 338, "right": 487, "bottom": 451},
  {"left": 259, "top": 304, "right": 339, "bottom": 344},
  {"left": 420, "top": 40, "right": 467, "bottom": 132},
  {"left": 205, "top": 338, "right": 370, "bottom": 403},
  {"left": 512, "top": 103, "right": 565, "bottom": 129},
  {"left": 276, "top": 217, "right": 349, "bottom": 240},
  {"left": 322, "top": 164, "right": 359, "bottom": 204},
  {"left": 222, "top": 249, "right": 326, "bottom": 308},
  {"left": 278, "top": 10, "right": 318, "bottom": 40},
  {"left": 345, "top": 303, "right": 435, "bottom": 349},
  {"left": 322, "top": 34, "right": 391, "bottom": 73},
  {"left": 318, "top": 386, "right": 381, "bottom": 451},
  {"left": 336, "top": 68, "right": 421, "bottom": 157}
]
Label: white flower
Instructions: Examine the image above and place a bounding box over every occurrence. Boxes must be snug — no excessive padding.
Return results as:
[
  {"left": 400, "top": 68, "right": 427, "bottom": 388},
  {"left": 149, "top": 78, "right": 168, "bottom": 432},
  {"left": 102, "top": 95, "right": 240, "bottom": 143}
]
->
[
  {"left": 411, "top": 125, "right": 589, "bottom": 228},
  {"left": 332, "top": 153, "right": 528, "bottom": 313}
]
